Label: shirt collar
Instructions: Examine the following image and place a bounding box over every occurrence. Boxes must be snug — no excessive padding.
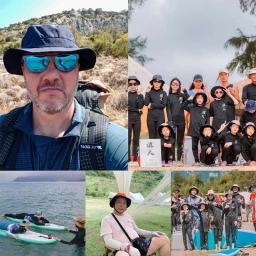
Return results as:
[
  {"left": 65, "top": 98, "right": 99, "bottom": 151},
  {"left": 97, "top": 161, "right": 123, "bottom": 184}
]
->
[{"left": 14, "top": 99, "right": 87, "bottom": 137}]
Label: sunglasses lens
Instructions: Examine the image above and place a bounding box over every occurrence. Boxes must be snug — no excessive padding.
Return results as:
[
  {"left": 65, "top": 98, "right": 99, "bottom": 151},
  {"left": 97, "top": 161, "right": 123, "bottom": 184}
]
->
[
  {"left": 24, "top": 56, "right": 49, "bottom": 72},
  {"left": 54, "top": 54, "right": 78, "bottom": 72}
]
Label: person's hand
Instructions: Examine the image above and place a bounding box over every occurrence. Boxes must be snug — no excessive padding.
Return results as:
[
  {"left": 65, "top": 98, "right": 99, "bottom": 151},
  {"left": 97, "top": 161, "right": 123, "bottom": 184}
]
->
[
  {"left": 206, "top": 147, "right": 212, "bottom": 155},
  {"left": 188, "top": 96, "right": 194, "bottom": 101},
  {"left": 249, "top": 161, "right": 256, "bottom": 166},
  {"left": 146, "top": 85, "right": 152, "bottom": 93},
  {"left": 148, "top": 103, "right": 151, "bottom": 109},
  {"left": 129, "top": 246, "right": 141, "bottom": 256},
  {"left": 218, "top": 121, "right": 227, "bottom": 133},
  {"left": 51, "top": 236, "right": 61, "bottom": 241},
  {"left": 234, "top": 221, "right": 238, "bottom": 226},
  {"left": 224, "top": 142, "right": 232, "bottom": 148}
]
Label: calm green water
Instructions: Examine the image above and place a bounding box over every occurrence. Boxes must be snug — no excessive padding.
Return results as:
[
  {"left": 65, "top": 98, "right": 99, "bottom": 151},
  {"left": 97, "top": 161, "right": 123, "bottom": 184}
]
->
[{"left": 0, "top": 182, "right": 84, "bottom": 256}]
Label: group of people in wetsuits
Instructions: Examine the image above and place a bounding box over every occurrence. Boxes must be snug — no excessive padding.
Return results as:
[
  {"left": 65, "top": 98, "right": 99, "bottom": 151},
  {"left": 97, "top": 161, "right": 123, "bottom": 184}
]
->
[
  {"left": 128, "top": 68, "right": 256, "bottom": 166},
  {"left": 171, "top": 184, "right": 256, "bottom": 251}
]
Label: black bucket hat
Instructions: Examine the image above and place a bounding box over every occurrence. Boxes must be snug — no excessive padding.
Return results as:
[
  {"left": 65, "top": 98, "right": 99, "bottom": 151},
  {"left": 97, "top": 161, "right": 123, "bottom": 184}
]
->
[
  {"left": 3, "top": 24, "right": 96, "bottom": 75},
  {"left": 210, "top": 86, "right": 226, "bottom": 99},
  {"left": 128, "top": 75, "right": 140, "bottom": 85},
  {"left": 158, "top": 123, "right": 175, "bottom": 138},
  {"left": 200, "top": 124, "right": 215, "bottom": 137},
  {"left": 227, "top": 120, "right": 242, "bottom": 133},
  {"left": 243, "top": 122, "right": 256, "bottom": 134},
  {"left": 181, "top": 202, "right": 191, "bottom": 210},
  {"left": 109, "top": 192, "right": 131, "bottom": 208},
  {"left": 193, "top": 92, "right": 208, "bottom": 105},
  {"left": 150, "top": 74, "right": 165, "bottom": 85},
  {"left": 231, "top": 184, "right": 240, "bottom": 191}
]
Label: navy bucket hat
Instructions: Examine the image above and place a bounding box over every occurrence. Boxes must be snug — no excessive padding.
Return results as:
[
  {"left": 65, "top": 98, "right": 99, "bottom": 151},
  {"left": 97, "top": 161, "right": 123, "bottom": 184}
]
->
[{"left": 3, "top": 24, "right": 96, "bottom": 75}]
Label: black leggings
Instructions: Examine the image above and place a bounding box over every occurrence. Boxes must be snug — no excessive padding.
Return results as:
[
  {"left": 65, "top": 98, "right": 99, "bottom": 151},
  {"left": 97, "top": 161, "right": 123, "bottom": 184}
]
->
[
  {"left": 254, "top": 222, "right": 256, "bottom": 231},
  {"left": 5, "top": 213, "right": 27, "bottom": 219},
  {"left": 225, "top": 217, "right": 236, "bottom": 246},
  {"left": 147, "top": 112, "right": 164, "bottom": 139},
  {"left": 200, "top": 146, "right": 219, "bottom": 165},
  {"left": 222, "top": 145, "right": 241, "bottom": 164},
  {"left": 182, "top": 224, "right": 194, "bottom": 250},
  {"left": 214, "top": 225, "right": 223, "bottom": 243},
  {"left": 128, "top": 119, "right": 141, "bottom": 159},
  {"left": 192, "top": 136, "right": 200, "bottom": 162},
  {"left": 176, "top": 124, "right": 185, "bottom": 161},
  {"left": 249, "top": 143, "right": 256, "bottom": 161}
]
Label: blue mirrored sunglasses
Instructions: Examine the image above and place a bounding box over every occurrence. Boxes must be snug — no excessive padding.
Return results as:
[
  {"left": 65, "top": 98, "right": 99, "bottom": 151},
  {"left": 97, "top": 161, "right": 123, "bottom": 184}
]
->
[{"left": 23, "top": 54, "right": 79, "bottom": 73}]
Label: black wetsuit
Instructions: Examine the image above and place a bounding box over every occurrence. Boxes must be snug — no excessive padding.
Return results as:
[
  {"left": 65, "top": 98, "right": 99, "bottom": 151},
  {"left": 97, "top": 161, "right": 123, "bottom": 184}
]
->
[
  {"left": 171, "top": 198, "right": 182, "bottom": 231},
  {"left": 223, "top": 84, "right": 236, "bottom": 122},
  {"left": 60, "top": 227, "right": 85, "bottom": 247},
  {"left": 242, "top": 83, "right": 256, "bottom": 103},
  {"left": 182, "top": 210, "right": 195, "bottom": 250},
  {"left": 181, "top": 100, "right": 209, "bottom": 162},
  {"left": 128, "top": 92, "right": 144, "bottom": 159},
  {"left": 161, "top": 136, "right": 175, "bottom": 163},
  {"left": 4, "top": 213, "right": 49, "bottom": 225},
  {"left": 220, "top": 132, "right": 241, "bottom": 164},
  {"left": 222, "top": 201, "right": 238, "bottom": 247},
  {"left": 199, "top": 133, "right": 219, "bottom": 165},
  {"left": 240, "top": 111, "right": 256, "bottom": 129},
  {"left": 210, "top": 97, "right": 235, "bottom": 131},
  {"left": 145, "top": 89, "right": 167, "bottom": 138},
  {"left": 167, "top": 92, "right": 188, "bottom": 161},
  {"left": 200, "top": 210, "right": 210, "bottom": 249},
  {"left": 241, "top": 134, "right": 256, "bottom": 161},
  {"left": 232, "top": 193, "right": 245, "bottom": 229}
]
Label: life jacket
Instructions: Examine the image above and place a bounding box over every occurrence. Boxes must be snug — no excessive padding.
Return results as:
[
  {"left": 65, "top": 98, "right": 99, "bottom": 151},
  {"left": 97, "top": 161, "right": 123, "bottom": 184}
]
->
[{"left": 0, "top": 102, "right": 109, "bottom": 170}]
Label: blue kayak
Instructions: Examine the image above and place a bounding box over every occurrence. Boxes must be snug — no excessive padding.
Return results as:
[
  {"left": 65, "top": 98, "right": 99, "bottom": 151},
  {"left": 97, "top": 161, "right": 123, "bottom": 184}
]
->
[
  {"left": 236, "top": 229, "right": 256, "bottom": 247},
  {"left": 208, "top": 248, "right": 240, "bottom": 256}
]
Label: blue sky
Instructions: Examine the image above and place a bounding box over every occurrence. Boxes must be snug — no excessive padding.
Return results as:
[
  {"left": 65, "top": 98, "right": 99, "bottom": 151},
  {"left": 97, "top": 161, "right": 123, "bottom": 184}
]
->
[{"left": 0, "top": 0, "right": 128, "bottom": 28}]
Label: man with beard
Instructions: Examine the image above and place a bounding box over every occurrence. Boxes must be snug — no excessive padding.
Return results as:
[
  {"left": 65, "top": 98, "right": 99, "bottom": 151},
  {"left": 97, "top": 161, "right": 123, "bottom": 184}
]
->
[
  {"left": 231, "top": 184, "right": 245, "bottom": 229},
  {"left": 0, "top": 24, "right": 127, "bottom": 170}
]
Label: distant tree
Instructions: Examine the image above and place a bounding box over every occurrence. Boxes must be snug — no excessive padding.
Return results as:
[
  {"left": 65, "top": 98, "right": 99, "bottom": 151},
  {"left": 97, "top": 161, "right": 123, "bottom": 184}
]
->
[
  {"left": 239, "top": 0, "right": 256, "bottom": 14},
  {"left": 225, "top": 1, "right": 256, "bottom": 73}
]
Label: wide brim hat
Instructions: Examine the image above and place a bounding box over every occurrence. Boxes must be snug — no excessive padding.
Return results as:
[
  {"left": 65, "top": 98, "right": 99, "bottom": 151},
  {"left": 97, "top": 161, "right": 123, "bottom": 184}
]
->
[
  {"left": 231, "top": 184, "right": 240, "bottom": 191},
  {"left": 207, "top": 189, "right": 215, "bottom": 196},
  {"left": 172, "top": 188, "right": 180, "bottom": 193},
  {"left": 158, "top": 123, "right": 175, "bottom": 138},
  {"left": 128, "top": 75, "right": 140, "bottom": 85},
  {"left": 198, "top": 201, "right": 208, "bottom": 209},
  {"left": 225, "top": 191, "right": 233, "bottom": 197},
  {"left": 73, "top": 216, "right": 85, "bottom": 228},
  {"left": 181, "top": 202, "right": 191, "bottom": 210},
  {"left": 200, "top": 124, "right": 215, "bottom": 137},
  {"left": 3, "top": 24, "right": 96, "bottom": 75},
  {"left": 150, "top": 74, "right": 165, "bottom": 85},
  {"left": 227, "top": 120, "right": 242, "bottom": 133},
  {"left": 192, "top": 92, "right": 208, "bottom": 105},
  {"left": 109, "top": 192, "right": 131, "bottom": 208},
  {"left": 189, "top": 186, "right": 199, "bottom": 194},
  {"left": 210, "top": 86, "right": 226, "bottom": 99},
  {"left": 243, "top": 122, "right": 256, "bottom": 134}
]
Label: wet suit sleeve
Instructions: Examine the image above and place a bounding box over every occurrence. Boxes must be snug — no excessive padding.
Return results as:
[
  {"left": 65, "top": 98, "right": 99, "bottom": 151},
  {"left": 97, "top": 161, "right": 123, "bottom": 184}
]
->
[
  {"left": 137, "top": 94, "right": 144, "bottom": 109},
  {"left": 60, "top": 230, "right": 84, "bottom": 245},
  {"left": 242, "top": 86, "right": 248, "bottom": 103},
  {"left": 166, "top": 96, "right": 172, "bottom": 122},
  {"left": 209, "top": 102, "right": 214, "bottom": 117},
  {"left": 144, "top": 92, "right": 150, "bottom": 106},
  {"left": 104, "top": 123, "right": 128, "bottom": 170},
  {"left": 241, "top": 139, "right": 250, "bottom": 162}
]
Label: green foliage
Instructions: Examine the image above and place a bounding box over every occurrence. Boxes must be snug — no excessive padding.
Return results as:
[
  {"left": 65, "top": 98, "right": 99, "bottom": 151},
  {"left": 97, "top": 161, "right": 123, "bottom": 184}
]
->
[
  {"left": 171, "top": 171, "right": 256, "bottom": 197},
  {"left": 240, "top": 0, "right": 256, "bottom": 15},
  {"left": 112, "top": 33, "right": 128, "bottom": 57}
]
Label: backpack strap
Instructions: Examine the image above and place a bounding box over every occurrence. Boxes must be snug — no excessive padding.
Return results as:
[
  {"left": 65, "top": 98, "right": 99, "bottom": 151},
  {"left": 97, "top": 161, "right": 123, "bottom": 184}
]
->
[
  {"left": 0, "top": 106, "right": 26, "bottom": 170},
  {"left": 79, "top": 110, "right": 109, "bottom": 170}
]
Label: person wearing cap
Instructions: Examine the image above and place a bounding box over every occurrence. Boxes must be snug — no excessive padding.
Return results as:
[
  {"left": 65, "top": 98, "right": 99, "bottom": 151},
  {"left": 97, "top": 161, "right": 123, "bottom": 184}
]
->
[
  {"left": 241, "top": 122, "right": 256, "bottom": 166},
  {"left": 158, "top": 123, "right": 175, "bottom": 166},
  {"left": 249, "top": 184, "right": 256, "bottom": 231},
  {"left": 222, "top": 191, "right": 238, "bottom": 249},
  {"left": 198, "top": 201, "right": 210, "bottom": 250},
  {"left": 180, "top": 202, "right": 195, "bottom": 251},
  {"left": 128, "top": 76, "right": 144, "bottom": 163},
  {"left": 0, "top": 24, "right": 128, "bottom": 170},
  {"left": 52, "top": 216, "right": 85, "bottom": 255},
  {"left": 181, "top": 92, "right": 210, "bottom": 166},
  {"left": 144, "top": 74, "right": 167, "bottom": 139},
  {"left": 209, "top": 86, "right": 238, "bottom": 132},
  {"left": 217, "top": 69, "right": 240, "bottom": 121},
  {"left": 4, "top": 211, "right": 49, "bottom": 226},
  {"left": 171, "top": 188, "right": 184, "bottom": 232},
  {"left": 199, "top": 123, "right": 227, "bottom": 166},
  {"left": 219, "top": 120, "right": 242, "bottom": 166},
  {"left": 188, "top": 74, "right": 210, "bottom": 102},
  {"left": 231, "top": 184, "right": 245, "bottom": 229},
  {"left": 242, "top": 68, "right": 256, "bottom": 104},
  {"left": 240, "top": 100, "right": 256, "bottom": 129},
  {"left": 167, "top": 77, "right": 189, "bottom": 165},
  {"left": 100, "top": 192, "right": 170, "bottom": 256}
]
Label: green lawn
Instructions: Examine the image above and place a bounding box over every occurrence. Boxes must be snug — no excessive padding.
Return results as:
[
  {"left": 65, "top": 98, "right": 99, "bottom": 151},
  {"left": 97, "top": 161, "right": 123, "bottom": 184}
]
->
[{"left": 86, "top": 197, "right": 171, "bottom": 256}]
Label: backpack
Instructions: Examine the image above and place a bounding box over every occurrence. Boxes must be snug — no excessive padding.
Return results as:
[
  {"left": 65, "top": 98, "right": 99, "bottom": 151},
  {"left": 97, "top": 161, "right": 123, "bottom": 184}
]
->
[{"left": 0, "top": 82, "right": 109, "bottom": 170}]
